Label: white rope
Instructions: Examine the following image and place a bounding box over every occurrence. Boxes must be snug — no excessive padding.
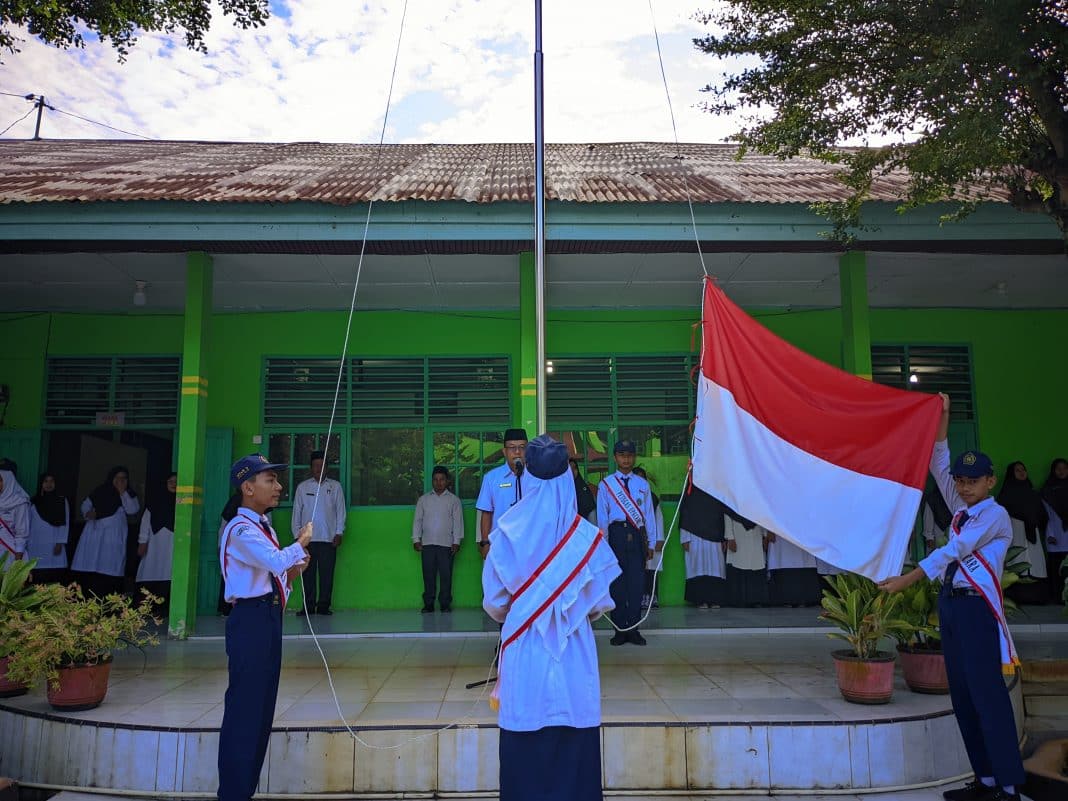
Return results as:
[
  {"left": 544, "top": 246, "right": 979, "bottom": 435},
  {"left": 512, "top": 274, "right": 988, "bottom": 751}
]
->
[{"left": 647, "top": 0, "right": 710, "bottom": 277}]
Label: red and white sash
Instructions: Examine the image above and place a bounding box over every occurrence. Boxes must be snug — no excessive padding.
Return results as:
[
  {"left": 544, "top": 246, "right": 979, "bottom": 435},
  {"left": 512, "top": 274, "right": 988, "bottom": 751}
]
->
[
  {"left": 0, "top": 515, "right": 17, "bottom": 557},
  {"left": 950, "top": 512, "right": 1020, "bottom": 675},
  {"left": 606, "top": 476, "right": 645, "bottom": 529},
  {"left": 221, "top": 514, "right": 292, "bottom": 604},
  {"left": 491, "top": 514, "right": 606, "bottom": 712}
]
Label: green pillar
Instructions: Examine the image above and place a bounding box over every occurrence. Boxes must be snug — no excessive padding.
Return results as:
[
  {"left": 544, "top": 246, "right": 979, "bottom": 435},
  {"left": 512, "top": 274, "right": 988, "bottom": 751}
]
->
[
  {"left": 518, "top": 251, "right": 538, "bottom": 434},
  {"left": 169, "top": 252, "right": 213, "bottom": 638},
  {"left": 839, "top": 250, "right": 872, "bottom": 379}
]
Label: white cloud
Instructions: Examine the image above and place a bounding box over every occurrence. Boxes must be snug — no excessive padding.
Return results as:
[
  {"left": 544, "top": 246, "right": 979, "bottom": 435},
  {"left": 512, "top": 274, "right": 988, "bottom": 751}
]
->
[{"left": 0, "top": 0, "right": 743, "bottom": 144}]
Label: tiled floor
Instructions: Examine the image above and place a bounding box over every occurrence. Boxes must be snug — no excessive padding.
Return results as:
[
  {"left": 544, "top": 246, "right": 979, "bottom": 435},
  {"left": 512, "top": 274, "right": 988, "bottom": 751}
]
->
[{"left": 49, "top": 791, "right": 986, "bottom": 801}]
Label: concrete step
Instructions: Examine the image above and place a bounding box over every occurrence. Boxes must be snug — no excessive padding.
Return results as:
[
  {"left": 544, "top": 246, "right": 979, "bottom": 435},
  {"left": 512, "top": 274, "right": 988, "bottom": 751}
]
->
[
  {"left": 1023, "top": 681, "right": 1068, "bottom": 717},
  {"left": 42, "top": 791, "right": 987, "bottom": 801},
  {"left": 1023, "top": 659, "right": 1068, "bottom": 683}
]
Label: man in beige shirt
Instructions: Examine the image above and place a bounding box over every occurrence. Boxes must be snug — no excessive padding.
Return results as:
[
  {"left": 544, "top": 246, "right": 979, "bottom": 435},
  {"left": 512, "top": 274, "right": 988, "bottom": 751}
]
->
[{"left": 413, "top": 466, "right": 464, "bottom": 613}]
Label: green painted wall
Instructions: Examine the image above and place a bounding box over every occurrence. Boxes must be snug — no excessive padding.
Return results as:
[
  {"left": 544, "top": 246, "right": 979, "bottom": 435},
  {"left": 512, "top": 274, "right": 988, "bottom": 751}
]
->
[{"left": 3, "top": 305, "right": 1066, "bottom": 612}]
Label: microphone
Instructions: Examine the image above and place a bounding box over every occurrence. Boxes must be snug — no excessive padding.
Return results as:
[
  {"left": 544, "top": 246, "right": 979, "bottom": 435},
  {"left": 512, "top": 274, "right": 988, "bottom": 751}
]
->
[{"left": 513, "top": 459, "right": 524, "bottom": 476}]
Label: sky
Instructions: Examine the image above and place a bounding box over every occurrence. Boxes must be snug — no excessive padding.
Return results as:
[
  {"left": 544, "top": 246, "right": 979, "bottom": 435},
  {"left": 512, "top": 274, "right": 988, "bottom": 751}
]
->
[{"left": 0, "top": 0, "right": 748, "bottom": 144}]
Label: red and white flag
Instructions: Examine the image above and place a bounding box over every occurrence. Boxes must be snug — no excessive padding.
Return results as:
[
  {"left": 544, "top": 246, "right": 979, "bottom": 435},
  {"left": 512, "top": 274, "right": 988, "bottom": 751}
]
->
[{"left": 692, "top": 279, "right": 943, "bottom": 581}]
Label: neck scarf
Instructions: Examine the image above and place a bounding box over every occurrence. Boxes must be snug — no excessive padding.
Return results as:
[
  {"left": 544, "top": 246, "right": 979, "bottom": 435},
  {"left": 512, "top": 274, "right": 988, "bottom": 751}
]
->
[
  {"left": 0, "top": 469, "right": 30, "bottom": 519},
  {"left": 997, "top": 463, "right": 1048, "bottom": 544},
  {"left": 148, "top": 473, "right": 177, "bottom": 534},
  {"left": 1041, "top": 459, "right": 1068, "bottom": 531},
  {"left": 88, "top": 466, "right": 129, "bottom": 518},
  {"left": 31, "top": 474, "right": 67, "bottom": 527}
]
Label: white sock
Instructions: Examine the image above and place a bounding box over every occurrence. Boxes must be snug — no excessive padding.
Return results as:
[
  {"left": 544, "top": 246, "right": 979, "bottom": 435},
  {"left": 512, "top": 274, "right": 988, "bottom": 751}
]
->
[{"left": 979, "top": 777, "right": 996, "bottom": 787}]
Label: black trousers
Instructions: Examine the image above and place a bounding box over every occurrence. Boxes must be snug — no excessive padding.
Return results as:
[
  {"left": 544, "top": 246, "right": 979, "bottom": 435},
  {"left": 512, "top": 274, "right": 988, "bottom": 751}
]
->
[
  {"left": 607, "top": 522, "right": 644, "bottom": 630},
  {"left": 939, "top": 591, "right": 1025, "bottom": 788},
  {"left": 421, "top": 544, "right": 454, "bottom": 608},
  {"left": 301, "top": 541, "right": 337, "bottom": 612},
  {"left": 218, "top": 591, "right": 282, "bottom": 801}
]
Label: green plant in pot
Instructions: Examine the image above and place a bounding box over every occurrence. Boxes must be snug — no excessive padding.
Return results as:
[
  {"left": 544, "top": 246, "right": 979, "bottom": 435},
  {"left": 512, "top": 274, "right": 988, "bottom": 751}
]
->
[
  {"left": 820, "top": 572, "right": 911, "bottom": 704},
  {"left": 4, "top": 584, "right": 161, "bottom": 711},
  {"left": 892, "top": 577, "right": 948, "bottom": 694},
  {"left": 0, "top": 555, "right": 61, "bottom": 698}
]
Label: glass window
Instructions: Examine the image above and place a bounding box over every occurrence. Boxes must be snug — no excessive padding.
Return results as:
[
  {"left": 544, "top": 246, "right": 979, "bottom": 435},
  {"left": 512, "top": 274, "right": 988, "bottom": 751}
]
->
[
  {"left": 432, "top": 430, "right": 507, "bottom": 501},
  {"left": 616, "top": 425, "right": 690, "bottom": 500},
  {"left": 267, "top": 432, "right": 340, "bottom": 502},
  {"left": 351, "top": 428, "right": 424, "bottom": 505}
]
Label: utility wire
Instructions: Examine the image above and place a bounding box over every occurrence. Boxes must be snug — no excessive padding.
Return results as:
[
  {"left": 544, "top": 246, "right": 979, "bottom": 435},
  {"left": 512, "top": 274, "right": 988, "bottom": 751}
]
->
[
  {"left": 49, "top": 105, "right": 152, "bottom": 140},
  {"left": 0, "top": 90, "right": 34, "bottom": 99},
  {"left": 0, "top": 106, "right": 35, "bottom": 137}
]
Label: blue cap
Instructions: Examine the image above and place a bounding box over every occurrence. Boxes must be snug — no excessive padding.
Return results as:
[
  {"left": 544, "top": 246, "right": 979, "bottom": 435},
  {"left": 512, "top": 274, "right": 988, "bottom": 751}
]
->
[
  {"left": 614, "top": 439, "right": 636, "bottom": 454},
  {"left": 231, "top": 453, "right": 288, "bottom": 487},
  {"left": 525, "top": 434, "right": 569, "bottom": 480},
  {"left": 951, "top": 450, "right": 994, "bottom": 478}
]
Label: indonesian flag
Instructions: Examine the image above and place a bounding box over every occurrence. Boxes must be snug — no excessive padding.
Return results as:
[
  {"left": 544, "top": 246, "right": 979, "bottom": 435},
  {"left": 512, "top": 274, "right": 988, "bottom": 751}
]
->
[{"left": 692, "top": 278, "right": 942, "bottom": 581}]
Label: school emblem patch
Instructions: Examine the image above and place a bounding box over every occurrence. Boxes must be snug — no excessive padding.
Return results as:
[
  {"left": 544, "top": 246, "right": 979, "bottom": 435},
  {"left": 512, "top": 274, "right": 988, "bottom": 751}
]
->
[{"left": 963, "top": 452, "right": 977, "bottom": 466}]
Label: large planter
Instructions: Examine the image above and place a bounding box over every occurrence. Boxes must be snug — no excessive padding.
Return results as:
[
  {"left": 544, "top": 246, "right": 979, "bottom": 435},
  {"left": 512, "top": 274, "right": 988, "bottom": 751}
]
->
[
  {"left": 898, "top": 645, "right": 949, "bottom": 694},
  {"left": 47, "top": 660, "right": 112, "bottom": 711},
  {"left": 0, "top": 655, "right": 28, "bottom": 698},
  {"left": 832, "top": 649, "right": 896, "bottom": 704}
]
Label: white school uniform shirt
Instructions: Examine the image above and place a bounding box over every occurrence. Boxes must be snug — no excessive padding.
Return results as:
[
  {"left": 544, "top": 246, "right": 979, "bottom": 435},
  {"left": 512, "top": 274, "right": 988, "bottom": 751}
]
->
[
  {"left": 220, "top": 507, "right": 307, "bottom": 603},
  {"left": 645, "top": 504, "right": 666, "bottom": 571},
  {"left": 27, "top": 501, "right": 70, "bottom": 569},
  {"left": 680, "top": 528, "right": 726, "bottom": 579},
  {"left": 71, "top": 492, "right": 139, "bottom": 576},
  {"left": 412, "top": 488, "right": 464, "bottom": 547},
  {"left": 766, "top": 534, "right": 818, "bottom": 571},
  {"left": 922, "top": 504, "right": 948, "bottom": 548},
  {"left": 596, "top": 470, "right": 657, "bottom": 539},
  {"left": 291, "top": 477, "right": 347, "bottom": 543},
  {"left": 918, "top": 441, "right": 1012, "bottom": 589},
  {"left": 725, "top": 517, "right": 766, "bottom": 570},
  {"left": 1008, "top": 518, "right": 1047, "bottom": 579},
  {"left": 0, "top": 469, "right": 30, "bottom": 558},
  {"left": 1045, "top": 502, "right": 1068, "bottom": 553},
  {"left": 136, "top": 509, "right": 174, "bottom": 582}
]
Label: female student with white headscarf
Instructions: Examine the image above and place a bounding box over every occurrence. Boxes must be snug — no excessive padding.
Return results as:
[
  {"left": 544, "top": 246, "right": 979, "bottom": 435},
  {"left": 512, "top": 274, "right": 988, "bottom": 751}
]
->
[
  {"left": 0, "top": 466, "right": 31, "bottom": 561},
  {"left": 483, "top": 434, "right": 621, "bottom": 801}
]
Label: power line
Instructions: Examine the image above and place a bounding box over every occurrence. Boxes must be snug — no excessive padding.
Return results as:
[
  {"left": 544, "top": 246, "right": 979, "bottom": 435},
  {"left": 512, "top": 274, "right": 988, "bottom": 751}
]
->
[
  {"left": 0, "top": 90, "right": 34, "bottom": 100},
  {"left": 48, "top": 104, "right": 152, "bottom": 140},
  {"left": 0, "top": 106, "right": 35, "bottom": 137}
]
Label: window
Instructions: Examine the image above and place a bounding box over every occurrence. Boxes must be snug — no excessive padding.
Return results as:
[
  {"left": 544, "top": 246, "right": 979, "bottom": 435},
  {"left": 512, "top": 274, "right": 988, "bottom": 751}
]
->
[
  {"left": 432, "top": 431, "right": 506, "bottom": 501},
  {"left": 267, "top": 432, "right": 341, "bottom": 503},
  {"left": 45, "top": 356, "right": 181, "bottom": 427},
  {"left": 871, "top": 345, "right": 975, "bottom": 420},
  {"left": 547, "top": 354, "right": 696, "bottom": 499},
  {"left": 264, "top": 356, "right": 510, "bottom": 505}
]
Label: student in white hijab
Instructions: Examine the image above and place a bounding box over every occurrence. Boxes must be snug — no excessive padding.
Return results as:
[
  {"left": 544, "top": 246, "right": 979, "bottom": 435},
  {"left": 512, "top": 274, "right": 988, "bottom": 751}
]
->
[
  {"left": 483, "top": 434, "right": 620, "bottom": 801},
  {"left": 0, "top": 467, "right": 31, "bottom": 560}
]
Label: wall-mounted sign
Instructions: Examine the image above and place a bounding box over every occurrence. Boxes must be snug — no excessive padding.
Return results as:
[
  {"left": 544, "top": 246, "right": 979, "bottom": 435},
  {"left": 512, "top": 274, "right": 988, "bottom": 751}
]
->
[{"left": 95, "top": 412, "right": 126, "bottom": 427}]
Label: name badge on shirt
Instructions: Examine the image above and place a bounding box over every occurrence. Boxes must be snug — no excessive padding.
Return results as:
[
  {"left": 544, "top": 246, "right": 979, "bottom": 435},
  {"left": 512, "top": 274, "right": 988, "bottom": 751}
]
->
[{"left": 499, "top": 482, "right": 512, "bottom": 488}]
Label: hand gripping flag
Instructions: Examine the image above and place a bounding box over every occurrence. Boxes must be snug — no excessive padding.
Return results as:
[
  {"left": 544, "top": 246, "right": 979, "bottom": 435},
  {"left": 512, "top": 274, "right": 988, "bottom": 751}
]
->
[{"left": 692, "top": 278, "right": 943, "bottom": 581}]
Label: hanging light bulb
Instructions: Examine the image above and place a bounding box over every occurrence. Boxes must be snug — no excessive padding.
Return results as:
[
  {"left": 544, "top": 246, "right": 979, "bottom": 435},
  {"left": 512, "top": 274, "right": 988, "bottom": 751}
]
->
[
  {"left": 133, "top": 280, "right": 147, "bottom": 307},
  {"left": 909, "top": 373, "right": 919, "bottom": 384}
]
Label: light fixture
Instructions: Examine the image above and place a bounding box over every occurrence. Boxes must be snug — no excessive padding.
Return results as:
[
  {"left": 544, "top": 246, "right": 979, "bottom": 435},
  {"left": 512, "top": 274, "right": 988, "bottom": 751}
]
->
[
  {"left": 133, "top": 280, "right": 147, "bottom": 307},
  {"left": 996, "top": 281, "right": 1008, "bottom": 297},
  {"left": 909, "top": 373, "right": 919, "bottom": 384},
  {"left": 546, "top": 360, "right": 554, "bottom": 374}
]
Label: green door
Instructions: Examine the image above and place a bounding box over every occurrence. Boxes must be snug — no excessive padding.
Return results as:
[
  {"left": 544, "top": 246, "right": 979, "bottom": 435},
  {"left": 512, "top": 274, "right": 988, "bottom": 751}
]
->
[
  {"left": 0, "top": 430, "right": 41, "bottom": 488},
  {"left": 196, "top": 428, "right": 233, "bottom": 615}
]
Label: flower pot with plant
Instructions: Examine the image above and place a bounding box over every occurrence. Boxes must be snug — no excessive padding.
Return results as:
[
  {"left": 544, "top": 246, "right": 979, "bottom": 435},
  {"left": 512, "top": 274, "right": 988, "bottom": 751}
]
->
[
  {"left": 820, "top": 572, "right": 911, "bottom": 704},
  {"left": 4, "top": 585, "right": 160, "bottom": 710},
  {"left": 892, "top": 577, "right": 948, "bottom": 694},
  {"left": 0, "top": 555, "right": 62, "bottom": 698}
]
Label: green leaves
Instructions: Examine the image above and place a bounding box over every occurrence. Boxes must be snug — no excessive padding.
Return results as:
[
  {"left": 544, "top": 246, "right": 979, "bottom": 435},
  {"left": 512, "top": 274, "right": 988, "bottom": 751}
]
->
[{"left": 820, "top": 572, "right": 912, "bottom": 659}]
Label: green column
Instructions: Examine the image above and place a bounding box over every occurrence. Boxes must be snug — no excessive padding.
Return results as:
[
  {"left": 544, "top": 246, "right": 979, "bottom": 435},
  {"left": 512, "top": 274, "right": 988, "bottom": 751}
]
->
[
  {"left": 518, "top": 251, "right": 538, "bottom": 433},
  {"left": 839, "top": 250, "right": 872, "bottom": 379},
  {"left": 169, "top": 252, "right": 213, "bottom": 638}
]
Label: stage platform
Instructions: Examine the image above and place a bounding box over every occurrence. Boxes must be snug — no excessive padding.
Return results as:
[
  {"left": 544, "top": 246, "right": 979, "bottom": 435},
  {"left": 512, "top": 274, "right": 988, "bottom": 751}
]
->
[{"left": 3, "top": 615, "right": 1057, "bottom": 797}]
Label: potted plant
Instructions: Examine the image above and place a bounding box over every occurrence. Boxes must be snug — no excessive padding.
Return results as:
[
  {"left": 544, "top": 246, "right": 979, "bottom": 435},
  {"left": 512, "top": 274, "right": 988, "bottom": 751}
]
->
[
  {"left": 893, "top": 578, "right": 947, "bottom": 694},
  {"left": 0, "top": 555, "right": 62, "bottom": 698},
  {"left": 820, "top": 572, "right": 911, "bottom": 704},
  {"left": 4, "top": 584, "right": 160, "bottom": 710}
]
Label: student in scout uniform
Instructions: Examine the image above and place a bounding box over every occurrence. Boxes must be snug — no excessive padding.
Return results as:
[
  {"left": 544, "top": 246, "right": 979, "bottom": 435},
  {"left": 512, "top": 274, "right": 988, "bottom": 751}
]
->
[
  {"left": 483, "top": 434, "right": 620, "bottom": 801},
  {"left": 596, "top": 439, "right": 655, "bottom": 646},
  {"left": 632, "top": 466, "right": 664, "bottom": 610},
  {"left": 291, "top": 450, "right": 348, "bottom": 616},
  {"left": 217, "top": 455, "right": 313, "bottom": 801},
  {"left": 0, "top": 466, "right": 30, "bottom": 561},
  {"left": 879, "top": 394, "right": 1024, "bottom": 801},
  {"left": 476, "top": 428, "right": 529, "bottom": 558}
]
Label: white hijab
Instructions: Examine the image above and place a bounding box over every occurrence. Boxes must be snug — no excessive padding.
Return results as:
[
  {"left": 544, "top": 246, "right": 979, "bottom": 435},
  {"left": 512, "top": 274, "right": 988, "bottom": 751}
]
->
[{"left": 0, "top": 469, "right": 30, "bottom": 517}]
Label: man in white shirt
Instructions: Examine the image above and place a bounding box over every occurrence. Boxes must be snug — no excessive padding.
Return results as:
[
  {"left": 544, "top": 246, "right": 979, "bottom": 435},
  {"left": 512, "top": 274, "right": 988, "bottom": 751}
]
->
[
  {"left": 291, "top": 450, "right": 347, "bottom": 616},
  {"left": 413, "top": 465, "right": 464, "bottom": 613}
]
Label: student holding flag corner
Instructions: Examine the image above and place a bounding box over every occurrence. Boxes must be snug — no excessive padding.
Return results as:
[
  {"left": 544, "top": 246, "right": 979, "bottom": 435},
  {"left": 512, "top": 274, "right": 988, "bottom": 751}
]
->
[{"left": 878, "top": 393, "right": 1024, "bottom": 801}]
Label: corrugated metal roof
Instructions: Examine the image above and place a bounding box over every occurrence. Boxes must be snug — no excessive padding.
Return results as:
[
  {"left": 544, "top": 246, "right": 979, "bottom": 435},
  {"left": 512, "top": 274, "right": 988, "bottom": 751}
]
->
[{"left": 0, "top": 140, "right": 976, "bottom": 206}]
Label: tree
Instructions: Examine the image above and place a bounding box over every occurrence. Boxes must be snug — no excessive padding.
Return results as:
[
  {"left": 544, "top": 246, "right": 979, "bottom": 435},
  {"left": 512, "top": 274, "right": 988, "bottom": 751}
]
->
[
  {"left": 695, "top": 1, "right": 1068, "bottom": 246},
  {"left": 1, "top": 0, "right": 271, "bottom": 62}
]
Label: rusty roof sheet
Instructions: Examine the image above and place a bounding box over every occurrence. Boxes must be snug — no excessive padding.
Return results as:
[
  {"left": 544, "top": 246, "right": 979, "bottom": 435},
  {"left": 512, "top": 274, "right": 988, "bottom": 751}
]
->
[{"left": 0, "top": 140, "right": 991, "bottom": 206}]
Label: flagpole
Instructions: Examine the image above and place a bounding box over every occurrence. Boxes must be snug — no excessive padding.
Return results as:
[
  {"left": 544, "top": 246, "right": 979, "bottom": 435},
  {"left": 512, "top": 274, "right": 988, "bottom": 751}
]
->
[{"left": 534, "top": 0, "right": 547, "bottom": 434}]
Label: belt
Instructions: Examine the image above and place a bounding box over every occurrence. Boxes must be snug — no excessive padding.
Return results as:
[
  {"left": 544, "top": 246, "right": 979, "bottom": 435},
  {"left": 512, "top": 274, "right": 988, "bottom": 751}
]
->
[
  {"left": 232, "top": 591, "right": 279, "bottom": 606},
  {"left": 945, "top": 586, "right": 981, "bottom": 597}
]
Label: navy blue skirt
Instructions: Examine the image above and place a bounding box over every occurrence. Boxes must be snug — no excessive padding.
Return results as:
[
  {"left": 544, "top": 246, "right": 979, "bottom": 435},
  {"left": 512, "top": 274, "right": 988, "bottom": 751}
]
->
[{"left": 499, "top": 725, "right": 602, "bottom": 801}]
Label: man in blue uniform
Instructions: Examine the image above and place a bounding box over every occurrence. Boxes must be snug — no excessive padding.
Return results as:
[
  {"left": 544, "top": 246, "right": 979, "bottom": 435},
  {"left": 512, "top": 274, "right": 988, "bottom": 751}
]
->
[
  {"left": 218, "top": 454, "right": 313, "bottom": 801},
  {"left": 476, "top": 428, "right": 529, "bottom": 558},
  {"left": 596, "top": 440, "right": 656, "bottom": 646}
]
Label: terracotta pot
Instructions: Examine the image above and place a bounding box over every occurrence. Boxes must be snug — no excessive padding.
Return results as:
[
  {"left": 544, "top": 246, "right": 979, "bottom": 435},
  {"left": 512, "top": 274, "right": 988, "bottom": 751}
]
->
[
  {"left": 0, "top": 655, "right": 28, "bottom": 698},
  {"left": 47, "top": 660, "right": 112, "bottom": 711},
  {"left": 898, "top": 645, "right": 949, "bottom": 694},
  {"left": 832, "top": 649, "right": 896, "bottom": 704}
]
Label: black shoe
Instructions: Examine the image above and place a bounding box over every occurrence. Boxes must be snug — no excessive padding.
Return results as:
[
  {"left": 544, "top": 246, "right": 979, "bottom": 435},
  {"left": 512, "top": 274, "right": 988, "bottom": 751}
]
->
[
  {"left": 610, "top": 633, "right": 627, "bottom": 646},
  {"left": 440, "top": 606, "right": 451, "bottom": 613},
  {"left": 630, "top": 631, "right": 647, "bottom": 646},
  {"left": 943, "top": 780, "right": 996, "bottom": 801},
  {"left": 318, "top": 608, "right": 333, "bottom": 616},
  {"left": 985, "top": 792, "right": 1019, "bottom": 801},
  {"left": 421, "top": 605, "right": 434, "bottom": 613}
]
